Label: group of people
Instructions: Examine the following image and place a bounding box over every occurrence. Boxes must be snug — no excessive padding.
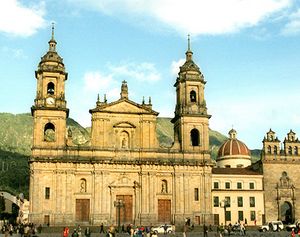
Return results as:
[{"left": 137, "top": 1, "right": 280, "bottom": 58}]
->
[
  {"left": 64, "top": 223, "right": 164, "bottom": 237},
  {"left": 1, "top": 223, "right": 42, "bottom": 237},
  {"left": 216, "top": 222, "right": 246, "bottom": 236}
]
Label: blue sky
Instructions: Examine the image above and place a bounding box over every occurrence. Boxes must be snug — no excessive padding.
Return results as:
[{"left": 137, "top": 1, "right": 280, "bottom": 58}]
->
[{"left": 1, "top": 0, "right": 300, "bottom": 149}]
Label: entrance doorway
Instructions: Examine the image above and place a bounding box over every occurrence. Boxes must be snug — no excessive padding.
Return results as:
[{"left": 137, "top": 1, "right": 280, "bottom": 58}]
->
[
  {"left": 76, "top": 199, "right": 90, "bottom": 222},
  {"left": 158, "top": 199, "right": 171, "bottom": 223},
  {"left": 280, "top": 201, "right": 293, "bottom": 224},
  {"left": 116, "top": 195, "right": 133, "bottom": 224}
]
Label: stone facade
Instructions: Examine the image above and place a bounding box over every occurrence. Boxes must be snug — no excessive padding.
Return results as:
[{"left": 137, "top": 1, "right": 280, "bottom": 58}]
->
[
  {"left": 262, "top": 129, "right": 300, "bottom": 223},
  {"left": 29, "top": 31, "right": 214, "bottom": 226}
]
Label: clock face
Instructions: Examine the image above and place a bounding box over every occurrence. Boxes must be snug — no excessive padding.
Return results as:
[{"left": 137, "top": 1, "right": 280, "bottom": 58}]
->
[{"left": 46, "top": 97, "right": 55, "bottom": 105}]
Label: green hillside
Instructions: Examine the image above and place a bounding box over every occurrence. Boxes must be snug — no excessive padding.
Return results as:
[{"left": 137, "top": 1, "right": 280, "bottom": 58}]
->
[{"left": 0, "top": 113, "right": 260, "bottom": 197}]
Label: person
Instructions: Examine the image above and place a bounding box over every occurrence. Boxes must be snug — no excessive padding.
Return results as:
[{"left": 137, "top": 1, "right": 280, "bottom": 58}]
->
[
  {"left": 63, "top": 227, "right": 70, "bottom": 237},
  {"left": 72, "top": 229, "right": 79, "bottom": 237},
  {"left": 145, "top": 226, "right": 151, "bottom": 237},
  {"left": 37, "top": 224, "right": 42, "bottom": 234},
  {"left": 171, "top": 224, "right": 176, "bottom": 236},
  {"left": 109, "top": 225, "right": 116, "bottom": 237},
  {"left": 183, "top": 224, "right": 187, "bottom": 237},
  {"left": 163, "top": 224, "right": 168, "bottom": 235},
  {"left": 130, "top": 225, "right": 134, "bottom": 237},
  {"left": 240, "top": 223, "right": 245, "bottom": 236},
  {"left": 85, "top": 227, "right": 91, "bottom": 237},
  {"left": 77, "top": 225, "right": 82, "bottom": 237},
  {"left": 100, "top": 223, "right": 105, "bottom": 234},
  {"left": 203, "top": 224, "right": 208, "bottom": 237},
  {"left": 292, "top": 228, "right": 296, "bottom": 237}
]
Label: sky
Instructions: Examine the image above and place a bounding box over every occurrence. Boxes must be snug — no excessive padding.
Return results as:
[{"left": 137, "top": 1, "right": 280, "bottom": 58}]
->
[{"left": 1, "top": 0, "right": 300, "bottom": 149}]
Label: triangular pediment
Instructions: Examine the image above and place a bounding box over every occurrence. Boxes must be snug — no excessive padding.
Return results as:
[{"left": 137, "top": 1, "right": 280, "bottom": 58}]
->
[
  {"left": 109, "top": 173, "right": 140, "bottom": 188},
  {"left": 95, "top": 99, "right": 158, "bottom": 115}
]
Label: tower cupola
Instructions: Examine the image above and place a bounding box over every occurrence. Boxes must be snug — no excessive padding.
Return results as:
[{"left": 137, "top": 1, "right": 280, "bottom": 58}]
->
[
  {"left": 48, "top": 23, "right": 57, "bottom": 52},
  {"left": 120, "top": 80, "right": 128, "bottom": 99}
]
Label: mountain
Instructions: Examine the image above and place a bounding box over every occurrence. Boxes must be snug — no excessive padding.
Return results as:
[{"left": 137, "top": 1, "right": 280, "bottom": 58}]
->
[{"left": 0, "top": 113, "right": 261, "bottom": 197}]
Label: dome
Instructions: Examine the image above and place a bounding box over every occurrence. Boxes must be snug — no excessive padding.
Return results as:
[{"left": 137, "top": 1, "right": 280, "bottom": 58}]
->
[{"left": 216, "top": 129, "right": 251, "bottom": 168}]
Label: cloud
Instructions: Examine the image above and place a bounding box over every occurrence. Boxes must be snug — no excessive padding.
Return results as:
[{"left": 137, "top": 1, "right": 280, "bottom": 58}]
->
[
  {"left": 171, "top": 58, "right": 185, "bottom": 76},
  {"left": 281, "top": 8, "right": 300, "bottom": 35},
  {"left": 71, "top": 0, "right": 292, "bottom": 35},
  {"left": 0, "top": 0, "right": 46, "bottom": 37},
  {"left": 83, "top": 61, "right": 161, "bottom": 99},
  {"left": 109, "top": 62, "right": 161, "bottom": 82},
  {"left": 1, "top": 46, "right": 27, "bottom": 59},
  {"left": 209, "top": 92, "right": 300, "bottom": 149},
  {"left": 83, "top": 71, "right": 116, "bottom": 93}
]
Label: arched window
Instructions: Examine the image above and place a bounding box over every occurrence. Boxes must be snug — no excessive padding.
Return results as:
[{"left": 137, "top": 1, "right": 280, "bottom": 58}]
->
[
  {"left": 120, "top": 131, "right": 129, "bottom": 149},
  {"left": 190, "top": 90, "right": 197, "bottom": 102},
  {"left": 80, "top": 178, "right": 87, "bottom": 193},
  {"left": 44, "top": 123, "right": 55, "bottom": 142},
  {"left": 274, "top": 146, "right": 277, "bottom": 154},
  {"left": 161, "top": 180, "right": 168, "bottom": 193},
  {"left": 294, "top": 147, "right": 298, "bottom": 155},
  {"left": 47, "top": 82, "right": 55, "bottom": 95},
  {"left": 191, "top": 129, "right": 200, "bottom": 146},
  {"left": 267, "top": 145, "right": 271, "bottom": 154},
  {"left": 288, "top": 146, "right": 292, "bottom": 155}
]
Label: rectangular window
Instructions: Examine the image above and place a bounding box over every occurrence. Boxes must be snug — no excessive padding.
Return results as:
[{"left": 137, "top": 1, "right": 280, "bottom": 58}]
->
[
  {"left": 238, "top": 211, "right": 244, "bottom": 221},
  {"left": 237, "top": 182, "right": 242, "bottom": 189},
  {"left": 194, "top": 188, "right": 199, "bottom": 201},
  {"left": 213, "top": 196, "right": 219, "bottom": 207},
  {"left": 237, "top": 197, "right": 243, "bottom": 207},
  {"left": 225, "top": 182, "right": 230, "bottom": 189},
  {"left": 213, "top": 182, "right": 219, "bottom": 189},
  {"left": 250, "top": 211, "right": 256, "bottom": 221},
  {"left": 250, "top": 197, "right": 255, "bottom": 207},
  {"left": 249, "top": 182, "right": 255, "bottom": 189},
  {"left": 225, "top": 196, "right": 231, "bottom": 207},
  {"left": 225, "top": 211, "right": 231, "bottom": 222},
  {"left": 45, "top": 187, "right": 50, "bottom": 199}
]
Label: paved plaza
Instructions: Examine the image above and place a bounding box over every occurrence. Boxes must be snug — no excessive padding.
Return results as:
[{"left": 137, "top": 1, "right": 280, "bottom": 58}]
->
[{"left": 0, "top": 230, "right": 293, "bottom": 237}]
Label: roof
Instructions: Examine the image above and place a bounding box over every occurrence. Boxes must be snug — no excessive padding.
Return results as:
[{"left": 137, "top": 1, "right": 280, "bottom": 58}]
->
[
  {"left": 217, "top": 129, "right": 251, "bottom": 159},
  {"left": 212, "top": 167, "right": 262, "bottom": 175}
]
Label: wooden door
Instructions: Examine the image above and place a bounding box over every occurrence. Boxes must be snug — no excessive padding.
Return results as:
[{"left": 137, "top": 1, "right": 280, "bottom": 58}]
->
[
  {"left": 116, "top": 195, "right": 133, "bottom": 224},
  {"left": 158, "top": 199, "right": 171, "bottom": 223},
  {"left": 76, "top": 199, "right": 90, "bottom": 222},
  {"left": 44, "top": 215, "right": 50, "bottom": 225}
]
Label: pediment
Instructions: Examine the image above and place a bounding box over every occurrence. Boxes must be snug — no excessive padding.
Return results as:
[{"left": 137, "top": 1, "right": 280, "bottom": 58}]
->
[
  {"left": 113, "top": 121, "right": 136, "bottom": 128},
  {"left": 101, "top": 100, "right": 156, "bottom": 115},
  {"left": 109, "top": 173, "right": 140, "bottom": 188}
]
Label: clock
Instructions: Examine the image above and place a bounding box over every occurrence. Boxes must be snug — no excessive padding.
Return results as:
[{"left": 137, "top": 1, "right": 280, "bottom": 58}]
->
[{"left": 46, "top": 97, "right": 55, "bottom": 105}]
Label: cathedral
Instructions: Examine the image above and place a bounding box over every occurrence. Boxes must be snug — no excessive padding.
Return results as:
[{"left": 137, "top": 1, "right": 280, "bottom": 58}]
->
[
  {"left": 29, "top": 27, "right": 300, "bottom": 227},
  {"left": 29, "top": 27, "right": 213, "bottom": 226}
]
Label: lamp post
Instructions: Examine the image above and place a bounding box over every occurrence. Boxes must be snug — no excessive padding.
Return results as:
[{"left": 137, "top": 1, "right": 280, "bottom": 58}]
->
[
  {"left": 220, "top": 199, "right": 228, "bottom": 226},
  {"left": 114, "top": 199, "right": 124, "bottom": 233}
]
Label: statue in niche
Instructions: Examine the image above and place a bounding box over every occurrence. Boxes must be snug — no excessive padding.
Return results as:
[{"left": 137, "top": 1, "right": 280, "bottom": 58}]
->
[
  {"left": 161, "top": 180, "right": 167, "bottom": 193},
  {"left": 280, "top": 172, "right": 290, "bottom": 188},
  {"left": 120, "top": 131, "right": 129, "bottom": 148},
  {"left": 122, "top": 137, "right": 127, "bottom": 148},
  {"left": 80, "top": 179, "right": 86, "bottom": 193}
]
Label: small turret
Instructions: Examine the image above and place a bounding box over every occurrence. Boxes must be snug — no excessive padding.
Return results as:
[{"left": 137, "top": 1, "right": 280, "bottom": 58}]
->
[{"left": 120, "top": 80, "right": 128, "bottom": 99}]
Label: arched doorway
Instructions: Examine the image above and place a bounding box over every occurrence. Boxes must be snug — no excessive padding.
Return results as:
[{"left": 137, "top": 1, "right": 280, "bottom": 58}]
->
[{"left": 281, "top": 201, "right": 293, "bottom": 224}]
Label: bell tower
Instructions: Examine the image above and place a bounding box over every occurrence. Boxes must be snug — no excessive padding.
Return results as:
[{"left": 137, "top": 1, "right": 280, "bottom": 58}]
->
[
  {"left": 31, "top": 24, "right": 68, "bottom": 151},
  {"left": 171, "top": 36, "right": 211, "bottom": 155}
]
